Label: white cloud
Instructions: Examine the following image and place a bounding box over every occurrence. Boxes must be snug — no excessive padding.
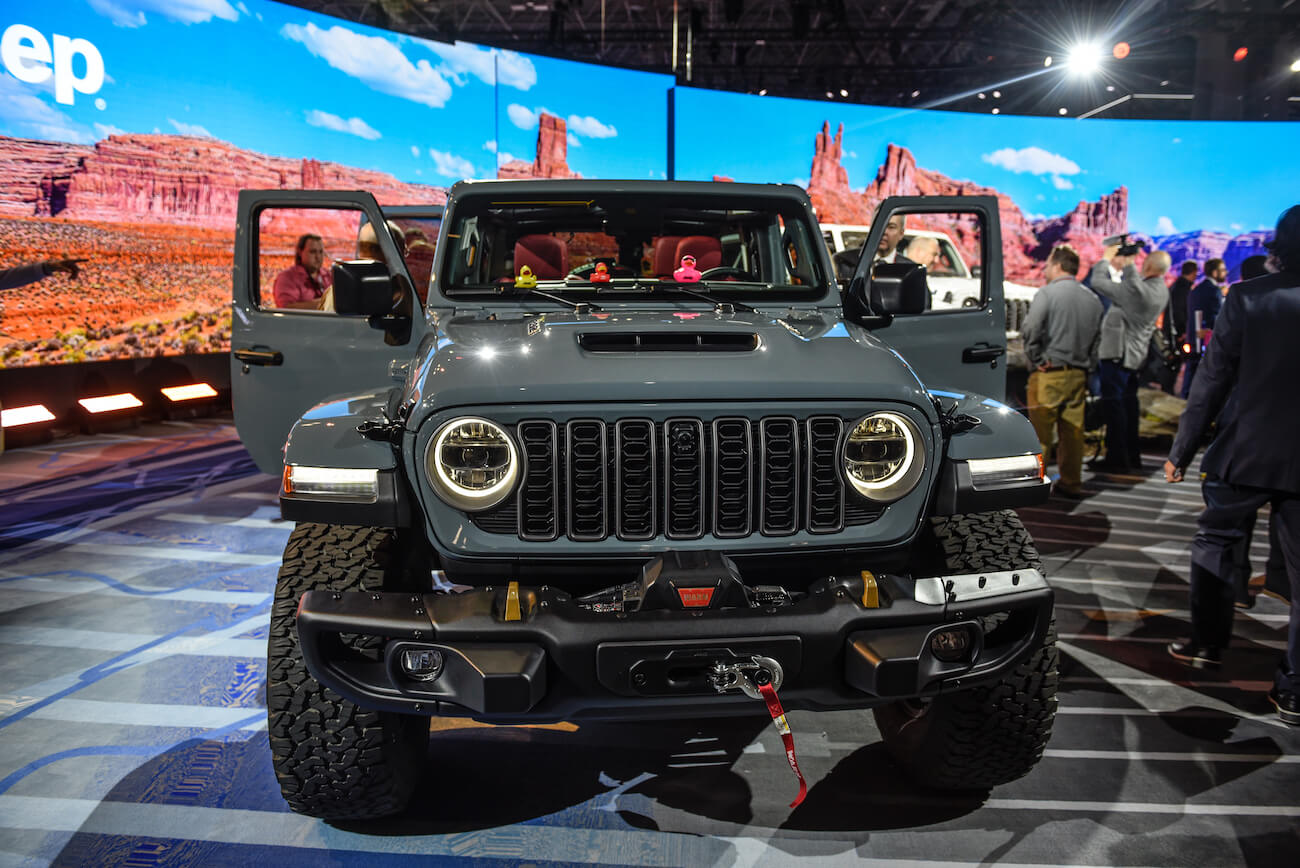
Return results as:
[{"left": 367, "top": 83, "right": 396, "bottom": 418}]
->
[
  {"left": 1155, "top": 216, "right": 1178, "bottom": 235},
  {"left": 88, "top": 0, "right": 239, "bottom": 28},
  {"left": 567, "top": 132, "right": 580, "bottom": 148},
  {"left": 236, "top": 2, "right": 249, "bottom": 15},
  {"left": 424, "top": 42, "right": 536, "bottom": 91},
  {"left": 168, "top": 117, "right": 212, "bottom": 137},
  {"left": 790, "top": 176, "right": 810, "bottom": 188},
  {"left": 94, "top": 122, "right": 126, "bottom": 138},
  {"left": 1230, "top": 223, "right": 1243, "bottom": 231},
  {"left": 428, "top": 148, "right": 474, "bottom": 179},
  {"left": 507, "top": 103, "right": 543, "bottom": 129},
  {"left": 848, "top": 150, "right": 858, "bottom": 158},
  {"left": 567, "top": 113, "right": 617, "bottom": 139},
  {"left": 497, "top": 151, "right": 520, "bottom": 167},
  {"left": 1172, "top": 137, "right": 1182, "bottom": 144},
  {"left": 0, "top": 77, "right": 93, "bottom": 142},
  {"left": 1051, "top": 174, "right": 1073, "bottom": 190},
  {"left": 282, "top": 22, "right": 452, "bottom": 108},
  {"left": 304, "top": 109, "right": 381, "bottom": 140},
  {"left": 410, "top": 145, "right": 420, "bottom": 158},
  {"left": 982, "top": 146, "right": 1081, "bottom": 178},
  {"left": 482, "top": 140, "right": 497, "bottom": 153},
  {"left": 1025, "top": 212, "right": 1047, "bottom": 222}
]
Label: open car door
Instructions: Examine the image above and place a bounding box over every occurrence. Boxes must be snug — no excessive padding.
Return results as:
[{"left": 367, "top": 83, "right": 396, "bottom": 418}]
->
[
  {"left": 850, "top": 195, "right": 1008, "bottom": 400},
  {"left": 231, "top": 190, "right": 430, "bottom": 474}
]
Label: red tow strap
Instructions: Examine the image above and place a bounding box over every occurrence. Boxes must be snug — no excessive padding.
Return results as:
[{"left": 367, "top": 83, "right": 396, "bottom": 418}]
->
[{"left": 757, "top": 680, "right": 807, "bottom": 808}]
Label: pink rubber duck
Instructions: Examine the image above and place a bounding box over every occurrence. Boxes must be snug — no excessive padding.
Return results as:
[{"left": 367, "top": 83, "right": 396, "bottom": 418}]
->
[{"left": 673, "top": 254, "right": 701, "bottom": 282}]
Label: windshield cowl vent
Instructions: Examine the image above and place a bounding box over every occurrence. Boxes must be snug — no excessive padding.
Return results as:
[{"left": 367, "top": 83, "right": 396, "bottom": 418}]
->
[{"left": 578, "top": 332, "right": 759, "bottom": 352}]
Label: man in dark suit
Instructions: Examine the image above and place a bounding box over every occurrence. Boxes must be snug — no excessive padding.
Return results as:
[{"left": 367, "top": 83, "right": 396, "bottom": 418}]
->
[
  {"left": 1168, "top": 260, "right": 1197, "bottom": 345},
  {"left": 1181, "top": 257, "right": 1227, "bottom": 397},
  {"left": 1164, "top": 204, "right": 1300, "bottom": 726}
]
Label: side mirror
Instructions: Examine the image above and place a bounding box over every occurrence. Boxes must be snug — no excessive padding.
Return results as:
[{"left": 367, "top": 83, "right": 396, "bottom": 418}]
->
[
  {"left": 333, "top": 260, "right": 401, "bottom": 316},
  {"left": 860, "top": 261, "right": 929, "bottom": 317}
]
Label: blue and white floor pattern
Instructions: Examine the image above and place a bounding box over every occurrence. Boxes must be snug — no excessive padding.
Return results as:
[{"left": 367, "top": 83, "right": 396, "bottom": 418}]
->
[{"left": 0, "top": 420, "right": 1296, "bottom": 866}]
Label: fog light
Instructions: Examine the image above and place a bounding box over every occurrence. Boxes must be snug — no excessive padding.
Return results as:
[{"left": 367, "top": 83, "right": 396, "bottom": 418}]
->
[
  {"left": 400, "top": 648, "right": 444, "bottom": 682},
  {"left": 930, "top": 628, "right": 971, "bottom": 662}
]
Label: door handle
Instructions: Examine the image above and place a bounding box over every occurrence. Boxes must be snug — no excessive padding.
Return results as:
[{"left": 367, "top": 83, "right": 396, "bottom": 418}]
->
[
  {"left": 233, "top": 347, "right": 283, "bottom": 366},
  {"left": 962, "top": 344, "right": 1005, "bottom": 364}
]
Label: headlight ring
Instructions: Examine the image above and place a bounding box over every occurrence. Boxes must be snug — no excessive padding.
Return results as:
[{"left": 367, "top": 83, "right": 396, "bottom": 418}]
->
[
  {"left": 842, "top": 411, "right": 925, "bottom": 502},
  {"left": 425, "top": 416, "right": 521, "bottom": 511}
]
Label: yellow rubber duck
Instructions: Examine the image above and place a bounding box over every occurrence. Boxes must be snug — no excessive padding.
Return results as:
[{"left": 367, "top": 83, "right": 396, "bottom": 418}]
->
[{"left": 515, "top": 265, "right": 537, "bottom": 288}]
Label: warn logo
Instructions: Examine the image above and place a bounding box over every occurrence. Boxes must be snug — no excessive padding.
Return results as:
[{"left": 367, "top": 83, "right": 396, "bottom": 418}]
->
[{"left": 676, "top": 586, "right": 716, "bottom": 608}]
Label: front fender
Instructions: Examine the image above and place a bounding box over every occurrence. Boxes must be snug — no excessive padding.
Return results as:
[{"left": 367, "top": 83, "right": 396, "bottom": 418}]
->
[
  {"left": 281, "top": 387, "right": 412, "bottom": 527},
  {"left": 928, "top": 389, "right": 1049, "bottom": 514}
]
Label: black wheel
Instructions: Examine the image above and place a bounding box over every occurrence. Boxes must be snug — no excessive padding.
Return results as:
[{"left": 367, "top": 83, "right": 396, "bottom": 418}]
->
[
  {"left": 874, "top": 510, "right": 1058, "bottom": 790},
  {"left": 267, "top": 523, "right": 431, "bottom": 820}
]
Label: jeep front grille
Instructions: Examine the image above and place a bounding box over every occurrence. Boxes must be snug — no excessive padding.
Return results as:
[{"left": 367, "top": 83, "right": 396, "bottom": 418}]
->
[{"left": 472, "top": 415, "right": 885, "bottom": 541}]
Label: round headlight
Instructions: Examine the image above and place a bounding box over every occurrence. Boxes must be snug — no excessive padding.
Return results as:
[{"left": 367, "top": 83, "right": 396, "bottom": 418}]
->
[
  {"left": 843, "top": 411, "right": 925, "bottom": 502},
  {"left": 425, "top": 417, "right": 521, "bottom": 511}
]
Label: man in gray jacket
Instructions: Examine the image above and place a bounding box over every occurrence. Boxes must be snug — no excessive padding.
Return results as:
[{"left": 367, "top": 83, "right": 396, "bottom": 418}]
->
[
  {"left": 1022, "top": 245, "right": 1103, "bottom": 498},
  {"left": 1089, "top": 247, "right": 1170, "bottom": 472}
]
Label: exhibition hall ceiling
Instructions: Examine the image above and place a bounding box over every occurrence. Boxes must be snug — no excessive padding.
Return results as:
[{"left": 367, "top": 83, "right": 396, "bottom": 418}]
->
[{"left": 286, "top": 0, "right": 1300, "bottom": 120}]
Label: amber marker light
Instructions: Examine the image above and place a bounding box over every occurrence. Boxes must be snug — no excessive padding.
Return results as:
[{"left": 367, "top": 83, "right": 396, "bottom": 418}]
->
[
  {"left": 78, "top": 393, "right": 143, "bottom": 413},
  {"left": 1, "top": 404, "right": 56, "bottom": 427},
  {"left": 1112, "top": 41, "right": 1131, "bottom": 60},
  {"left": 162, "top": 383, "right": 218, "bottom": 402}
]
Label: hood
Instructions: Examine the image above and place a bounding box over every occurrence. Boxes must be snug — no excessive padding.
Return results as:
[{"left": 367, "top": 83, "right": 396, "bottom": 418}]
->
[{"left": 406, "top": 307, "right": 931, "bottom": 414}]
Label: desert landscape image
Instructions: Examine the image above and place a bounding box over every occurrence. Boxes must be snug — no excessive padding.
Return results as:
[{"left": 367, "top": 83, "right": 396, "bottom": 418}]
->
[{"left": 0, "top": 133, "right": 446, "bottom": 367}]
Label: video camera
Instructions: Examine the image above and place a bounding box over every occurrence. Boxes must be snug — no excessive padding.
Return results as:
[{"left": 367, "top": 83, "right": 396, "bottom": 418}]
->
[{"left": 1103, "top": 232, "right": 1149, "bottom": 257}]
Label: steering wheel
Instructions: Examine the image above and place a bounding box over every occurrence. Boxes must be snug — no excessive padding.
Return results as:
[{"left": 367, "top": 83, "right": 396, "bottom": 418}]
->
[{"left": 699, "top": 266, "right": 750, "bottom": 282}]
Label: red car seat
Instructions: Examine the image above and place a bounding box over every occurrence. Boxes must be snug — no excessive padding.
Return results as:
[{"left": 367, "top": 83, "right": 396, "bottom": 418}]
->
[
  {"left": 651, "top": 235, "right": 684, "bottom": 277},
  {"left": 514, "top": 234, "right": 568, "bottom": 279}
]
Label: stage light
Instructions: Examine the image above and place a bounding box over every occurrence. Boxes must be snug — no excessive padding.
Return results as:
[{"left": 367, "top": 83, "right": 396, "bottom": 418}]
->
[
  {"left": 977, "top": 92, "right": 986, "bottom": 99},
  {"left": 992, "top": 90, "right": 1001, "bottom": 98},
  {"left": 1066, "top": 43, "right": 1103, "bottom": 76},
  {"left": 1233, "top": 46, "right": 1248, "bottom": 62},
  {"left": 825, "top": 91, "right": 833, "bottom": 98},
  {"left": 78, "top": 393, "right": 143, "bottom": 413},
  {"left": 1113, "top": 41, "right": 1130, "bottom": 60},
  {"left": 1059, "top": 107, "right": 1068, "bottom": 115},
  {"left": 839, "top": 88, "right": 848, "bottom": 97},
  {"left": 758, "top": 88, "right": 767, "bottom": 95},
  {"left": 991, "top": 108, "right": 1000, "bottom": 114},
  {"left": 161, "top": 383, "right": 218, "bottom": 402},
  {"left": 1, "top": 404, "right": 55, "bottom": 428},
  {"left": 1044, "top": 56, "right": 1053, "bottom": 67},
  {"left": 910, "top": 89, "right": 920, "bottom": 98},
  {"left": 1291, "top": 58, "right": 1300, "bottom": 73}
]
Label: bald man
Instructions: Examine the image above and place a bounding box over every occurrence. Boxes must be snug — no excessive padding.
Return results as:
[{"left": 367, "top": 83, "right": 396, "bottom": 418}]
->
[{"left": 1089, "top": 247, "right": 1171, "bottom": 472}]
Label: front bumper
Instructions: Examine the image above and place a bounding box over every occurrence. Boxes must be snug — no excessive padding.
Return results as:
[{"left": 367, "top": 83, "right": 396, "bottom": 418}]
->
[{"left": 296, "top": 568, "right": 1053, "bottom": 723}]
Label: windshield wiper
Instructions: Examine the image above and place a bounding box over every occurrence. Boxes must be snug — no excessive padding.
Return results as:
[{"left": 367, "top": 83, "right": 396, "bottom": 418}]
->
[
  {"left": 635, "top": 280, "right": 757, "bottom": 313},
  {"left": 494, "top": 283, "right": 603, "bottom": 312}
]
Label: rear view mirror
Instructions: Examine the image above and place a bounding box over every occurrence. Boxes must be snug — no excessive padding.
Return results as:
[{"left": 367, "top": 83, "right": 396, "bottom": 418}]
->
[
  {"left": 333, "top": 260, "right": 399, "bottom": 316},
  {"left": 870, "top": 262, "right": 930, "bottom": 315}
]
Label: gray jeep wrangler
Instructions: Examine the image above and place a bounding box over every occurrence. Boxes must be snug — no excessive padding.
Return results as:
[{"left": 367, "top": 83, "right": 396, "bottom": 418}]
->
[{"left": 232, "top": 181, "right": 1055, "bottom": 820}]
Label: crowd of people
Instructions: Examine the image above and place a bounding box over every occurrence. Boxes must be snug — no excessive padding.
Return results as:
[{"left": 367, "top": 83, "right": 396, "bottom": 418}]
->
[{"left": 1022, "top": 203, "right": 1300, "bottom": 726}]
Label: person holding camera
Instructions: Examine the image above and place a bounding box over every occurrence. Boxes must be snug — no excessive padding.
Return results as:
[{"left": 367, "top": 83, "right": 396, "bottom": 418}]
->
[
  {"left": 1163, "top": 204, "right": 1300, "bottom": 725},
  {"left": 1089, "top": 243, "right": 1170, "bottom": 473},
  {"left": 1181, "top": 257, "right": 1228, "bottom": 397}
]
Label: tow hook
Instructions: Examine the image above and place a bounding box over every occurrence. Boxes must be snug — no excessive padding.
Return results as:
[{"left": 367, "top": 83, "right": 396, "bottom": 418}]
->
[{"left": 707, "top": 654, "right": 784, "bottom": 698}]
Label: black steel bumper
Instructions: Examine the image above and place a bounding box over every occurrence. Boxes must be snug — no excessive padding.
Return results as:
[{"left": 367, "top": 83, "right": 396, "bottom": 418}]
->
[{"left": 295, "top": 569, "right": 1053, "bottom": 723}]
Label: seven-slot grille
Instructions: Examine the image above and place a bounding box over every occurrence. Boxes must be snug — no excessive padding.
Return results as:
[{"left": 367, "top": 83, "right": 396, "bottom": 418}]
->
[{"left": 475, "top": 415, "right": 885, "bottom": 541}]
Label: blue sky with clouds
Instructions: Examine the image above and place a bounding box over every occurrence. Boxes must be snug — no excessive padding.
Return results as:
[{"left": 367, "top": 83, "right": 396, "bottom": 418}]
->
[
  {"left": 0, "top": 0, "right": 669, "bottom": 184},
  {"left": 674, "top": 87, "right": 1300, "bottom": 237}
]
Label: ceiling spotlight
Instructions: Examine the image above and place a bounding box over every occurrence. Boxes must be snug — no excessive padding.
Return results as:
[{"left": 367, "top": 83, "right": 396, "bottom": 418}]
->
[
  {"left": 840, "top": 88, "right": 848, "bottom": 97},
  {"left": 992, "top": 90, "right": 1001, "bottom": 98},
  {"left": 978, "top": 92, "right": 986, "bottom": 99},
  {"left": 1233, "top": 46, "right": 1248, "bottom": 62},
  {"left": 1112, "top": 41, "right": 1130, "bottom": 60},
  {"left": 1290, "top": 58, "right": 1300, "bottom": 73},
  {"left": 1058, "top": 107, "right": 1068, "bottom": 115},
  {"left": 1066, "top": 42, "right": 1103, "bottom": 76},
  {"left": 1044, "top": 56, "right": 1053, "bottom": 67},
  {"left": 825, "top": 91, "right": 833, "bottom": 98},
  {"left": 1106, "top": 85, "right": 1116, "bottom": 92},
  {"left": 911, "top": 89, "right": 921, "bottom": 98},
  {"left": 991, "top": 108, "right": 1000, "bottom": 114},
  {"left": 758, "top": 88, "right": 767, "bottom": 95}
]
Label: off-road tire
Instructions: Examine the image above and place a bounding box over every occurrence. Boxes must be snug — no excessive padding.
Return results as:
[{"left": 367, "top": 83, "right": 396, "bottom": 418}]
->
[
  {"left": 267, "top": 523, "right": 430, "bottom": 820},
  {"left": 874, "top": 509, "right": 1058, "bottom": 790}
]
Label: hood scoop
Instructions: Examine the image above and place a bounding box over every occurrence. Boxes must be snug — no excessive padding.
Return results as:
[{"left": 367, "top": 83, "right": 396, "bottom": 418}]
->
[{"left": 578, "top": 331, "right": 759, "bottom": 352}]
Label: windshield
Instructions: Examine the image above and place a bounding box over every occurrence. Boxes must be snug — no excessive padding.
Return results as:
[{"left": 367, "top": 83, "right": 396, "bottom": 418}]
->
[{"left": 440, "top": 191, "right": 828, "bottom": 301}]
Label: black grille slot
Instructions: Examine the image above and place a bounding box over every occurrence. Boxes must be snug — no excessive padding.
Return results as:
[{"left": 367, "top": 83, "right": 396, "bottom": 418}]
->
[
  {"left": 845, "top": 499, "right": 887, "bottom": 525},
  {"left": 616, "top": 419, "right": 656, "bottom": 540},
  {"left": 664, "top": 418, "right": 705, "bottom": 539},
  {"left": 566, "top": 420, "right": 608, "bottom": 540},
  {"left": 712, "top": 418, "right": 752, "bottom": 538},
  {"left": 806, "top": 416, "right": 845, "bottom": 533},
  {"left": 579, "top": 332, "right": 759, "bottom": 352},
  {"left": 760, "top": 417, "right": 799, "bottom": 535},
  {"left": 471, "top": 499, "right": 518, "bottom": 533},
  {"left": 518, "top": 421, "right": 559, "bottom": 540}
]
